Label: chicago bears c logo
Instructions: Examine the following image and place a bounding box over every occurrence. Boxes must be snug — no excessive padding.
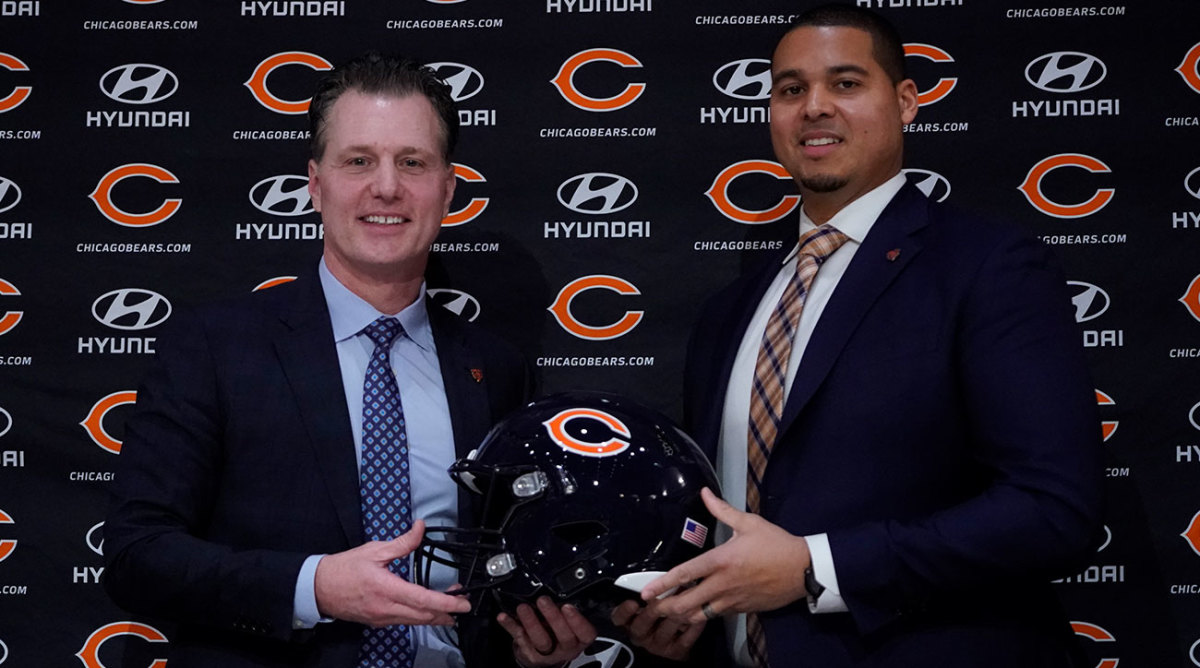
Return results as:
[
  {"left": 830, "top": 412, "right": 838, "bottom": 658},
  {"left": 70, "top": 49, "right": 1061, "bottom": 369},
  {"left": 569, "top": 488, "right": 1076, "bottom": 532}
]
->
[
  {"left": 0, "top": 278, "right": 22, "bottom": 336},
  {"left": 1018, "top": 154, "right": 1114, "bottom": 219},
  {"left": 244, "top": 51, "right": 332, "bottom": 115},
  {"left": 706, "top": 160, "right": 801, "bottom": 224},
  {"left": 1176, "top": 43, "right": 1200, "bottom": 94},
  {"left": 443, "top": 164, "right": 488, "bottom": 227},
  {"left": 903, "top": 43, "right": 956, "bottom": 106},
  {"left": 543, "top": 408, "right": 632, "bottom": 457},
  {"left": 551, "top": 48, "right": 645, "bottom": 112},
  {"left": 81, "top": 391, "right": 137, "bottom": 454},
  {"left": 548, "top": 275, "right": 643, "bottom": 341},
  {"left": 1070, "top": 622, "right": 1118, "bottom": 668},
  {"left": 76, "top": 622, "right": 168, "bottom": 668},
  {"left": 88, "top": 164, "right": 182, "bottom": 227},
  {"left": 0, "top": 53, "right": 31, "bottom": 113},
  {"left": 0, "top": 509, "right": 15, "bottom": 564}
]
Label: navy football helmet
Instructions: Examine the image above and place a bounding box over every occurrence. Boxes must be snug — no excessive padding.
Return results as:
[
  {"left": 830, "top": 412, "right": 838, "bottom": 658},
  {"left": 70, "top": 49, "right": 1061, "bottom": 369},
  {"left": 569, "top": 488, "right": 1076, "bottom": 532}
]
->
[{"left": 415, "top": 391, "right": 721, "bottom": 621}]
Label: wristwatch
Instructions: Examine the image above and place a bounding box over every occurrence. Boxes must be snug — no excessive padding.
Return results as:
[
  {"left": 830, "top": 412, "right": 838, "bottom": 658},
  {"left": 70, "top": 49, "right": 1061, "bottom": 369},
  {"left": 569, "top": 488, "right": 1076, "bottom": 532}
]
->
[{"left": 805, "top": 565, "right": 825, "bottom": 603}]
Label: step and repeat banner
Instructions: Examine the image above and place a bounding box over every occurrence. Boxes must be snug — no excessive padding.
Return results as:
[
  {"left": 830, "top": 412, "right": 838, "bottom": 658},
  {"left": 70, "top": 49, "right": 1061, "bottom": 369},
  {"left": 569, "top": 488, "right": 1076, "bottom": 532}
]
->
[{"left": 2, "top": 0, "right": 1199, "bottom": 666}]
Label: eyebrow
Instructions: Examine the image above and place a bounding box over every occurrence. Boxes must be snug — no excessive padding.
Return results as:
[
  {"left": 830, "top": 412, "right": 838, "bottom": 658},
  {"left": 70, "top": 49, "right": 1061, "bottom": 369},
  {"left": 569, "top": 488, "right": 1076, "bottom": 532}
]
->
[{"left": 773, "top": 63, "right": 871, "bottom": 82}]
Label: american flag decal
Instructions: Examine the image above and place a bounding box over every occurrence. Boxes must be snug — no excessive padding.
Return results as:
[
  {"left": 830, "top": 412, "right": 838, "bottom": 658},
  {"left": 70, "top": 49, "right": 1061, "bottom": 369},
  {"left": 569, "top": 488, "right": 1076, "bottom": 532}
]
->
[{"left": 681, "top": 518, "right": 708, "bottom": 548}]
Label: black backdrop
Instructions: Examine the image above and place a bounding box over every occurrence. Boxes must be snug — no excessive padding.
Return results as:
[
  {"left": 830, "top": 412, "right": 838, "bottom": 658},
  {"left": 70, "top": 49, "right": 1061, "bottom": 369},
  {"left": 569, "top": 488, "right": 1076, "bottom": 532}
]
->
[{"left": 2, "top": 1, "right": 1200, "bottom": 666}]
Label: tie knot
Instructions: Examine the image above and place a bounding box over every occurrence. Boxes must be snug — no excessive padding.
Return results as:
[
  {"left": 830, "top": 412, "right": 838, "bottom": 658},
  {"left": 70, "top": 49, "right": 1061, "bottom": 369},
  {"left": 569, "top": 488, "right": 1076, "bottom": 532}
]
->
[
  {"left": 363, "top": 316, "right": 404, "bottom": 348},
  {"left": 798, "top": 225, "right": 849, "bottom": 265}
]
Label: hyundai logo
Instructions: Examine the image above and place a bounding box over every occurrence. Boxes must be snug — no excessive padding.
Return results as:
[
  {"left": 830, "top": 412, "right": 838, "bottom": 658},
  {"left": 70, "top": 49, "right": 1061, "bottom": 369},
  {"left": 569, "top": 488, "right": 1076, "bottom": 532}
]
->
[
  {"left": 100, "top": 63, "right": 179, "bottom": 105},
  {"left": 557, "top": 173, "right": 638, "bottom": 215},
  {"left": 426, "top": 62, "right": 485, "bottom": 102},
  {"left": 0, "top": 406, "right": 10, "bottom": 439},
  {"left": 249, "top": 175, "right": 313, "bottom": 217},
  {"left": 428, "top": 289, "right": 480, "bottom": 322},
  {"left": 86, "top": 521, "right": 104, "bottom": 556},
  {"left": 1067, "top": 281, "right": 1110, "bottom": 323},
  {"left": 713, "top": 58, "right": 772, "bottom": 100},
  {"left": 1025, "top": 52, "right": 1106, "bottom": 93},
  {"left": 92, "top": 289, "right": 173, "bottom": 331},
  {"left": 903, "top": 168, "right": 951, "bottom": 203},
  {"left": 1186, "top": 166, "right": 1200, "bottom": 200},
  {"left": 0, "top": 177, "right": 19, "bottom": 214}
]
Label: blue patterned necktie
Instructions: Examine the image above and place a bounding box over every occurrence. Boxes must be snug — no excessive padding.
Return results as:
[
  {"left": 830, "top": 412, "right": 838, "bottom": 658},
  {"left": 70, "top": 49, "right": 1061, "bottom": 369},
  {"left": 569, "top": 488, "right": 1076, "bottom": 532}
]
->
[{"left": 358, "top": 316, "right": 416, "bottom": 668}]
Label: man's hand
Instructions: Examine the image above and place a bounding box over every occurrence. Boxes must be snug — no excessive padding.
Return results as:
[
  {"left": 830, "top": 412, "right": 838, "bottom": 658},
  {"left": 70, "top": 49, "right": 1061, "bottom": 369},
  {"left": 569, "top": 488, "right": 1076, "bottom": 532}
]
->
[
  {"left": 314, "top": 520, "right": 471, "bottom": 627},
  {"left": 497, "top": 596, "right": 597, "bottom": 667},
  {"left": 640, "top": 488, "right": 810, "bottom": 624},
  {"left": 611, "top": 598, "right": 704, "bottom": 662}
]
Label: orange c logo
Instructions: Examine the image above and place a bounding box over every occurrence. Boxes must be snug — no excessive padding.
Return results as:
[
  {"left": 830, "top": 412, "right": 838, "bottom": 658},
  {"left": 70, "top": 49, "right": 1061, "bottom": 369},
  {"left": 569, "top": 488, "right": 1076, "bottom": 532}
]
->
[
  {"left": 0, "top": 278, "right": 22, "bottom": 336},
  {"left": 443, "top": 164, "right": 488, "bottom": 227},
  {"left": 1183, "top": 510, "right": 1200, "bottom": 557},
  {"left": 0, "top": 509, "right": 15, "bottom": 564},
  {"left": 1095, "top": 389, "right": 1117, "bottom": 443},
  {"left": 551, "top": 48, "right": 645, "bottom": 112},
  {"left": 88, "top": 164, "right": 182, "bottom": 227},
  {"left": 244, "top": 51, "right": 332, "bottom": 115},
  {"left": 1176, "top": 42, "right": 1200, "bottom": 94},
  {"left": 76, "top": 622, "right": 168, "bottom": 668},
  {"left": 81, "top": 391, "right": 137, "bottom": 455},
  {"left": 548, "top": 275, "right": 643, "bottom": 341},
  {"left": 543, "top": 408, "right": 632, "bottom": 457},
  {"left": 705, "top": 160, "right": 800, "bottom": 224},
  {"left": 904, "top": 43, "right": 957, "bottom": 106},
  {"left": 1181, "top": 274, "right": 1200, "bottom": 322},
  {"left": 0, "top": 53, "right": 31, "bottom": 113},
  {"left": 1070, "top": 622, "right": 1118, "bottom": 668},
  {"left": 1018, "top": 154, "right": 1114, "bottom": 219}
]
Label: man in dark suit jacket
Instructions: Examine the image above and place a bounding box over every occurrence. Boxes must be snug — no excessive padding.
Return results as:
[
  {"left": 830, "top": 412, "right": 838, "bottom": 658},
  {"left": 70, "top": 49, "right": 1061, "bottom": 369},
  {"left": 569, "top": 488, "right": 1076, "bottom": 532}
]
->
[
  {"left": 104, "top": 54, "right": 595, "bottom": 668},
  {"left": 633, "top": 6, "right": 1103, "bottom": 667}
]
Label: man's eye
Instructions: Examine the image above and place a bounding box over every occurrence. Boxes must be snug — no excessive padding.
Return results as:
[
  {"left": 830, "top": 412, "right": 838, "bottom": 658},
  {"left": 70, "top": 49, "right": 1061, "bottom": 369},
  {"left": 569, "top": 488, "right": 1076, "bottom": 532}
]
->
[{"left": 349, "top": 157, "right": 368, "bottom": 166}]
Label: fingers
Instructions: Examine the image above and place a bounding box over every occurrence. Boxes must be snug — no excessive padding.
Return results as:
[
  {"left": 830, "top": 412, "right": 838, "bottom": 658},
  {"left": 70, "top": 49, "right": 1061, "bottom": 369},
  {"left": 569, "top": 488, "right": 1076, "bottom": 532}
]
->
[
  {"left": 700, "top": 487, "right": 743, "bottom": 528},
  {"left": 385, "top": 519, "right": 426, "bottom": 557},
  {"left": 640, "top": 551, "right": 715, "bottom": 601},
  {"left": 498, "top": 598, "right": 597, "bottom": 667}
]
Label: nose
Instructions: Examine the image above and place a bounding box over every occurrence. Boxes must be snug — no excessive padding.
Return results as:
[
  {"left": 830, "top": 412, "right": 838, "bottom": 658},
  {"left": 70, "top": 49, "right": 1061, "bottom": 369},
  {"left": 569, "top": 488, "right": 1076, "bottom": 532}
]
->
[
  {"left": 370, "top": 164, "right": 406, "bottom": 201},
  {"left": 802, "top": 87, "right": 834, "bottom": 120}
]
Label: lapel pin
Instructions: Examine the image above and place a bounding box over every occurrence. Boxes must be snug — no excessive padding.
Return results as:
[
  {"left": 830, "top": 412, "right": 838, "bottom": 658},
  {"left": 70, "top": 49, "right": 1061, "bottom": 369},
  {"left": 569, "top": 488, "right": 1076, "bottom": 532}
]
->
[
  {"left": 470, "top": 368, "right": 484, "bottom": 383},
  {"left": 886, "top": 248, "right": 901, "bottom": 262}
]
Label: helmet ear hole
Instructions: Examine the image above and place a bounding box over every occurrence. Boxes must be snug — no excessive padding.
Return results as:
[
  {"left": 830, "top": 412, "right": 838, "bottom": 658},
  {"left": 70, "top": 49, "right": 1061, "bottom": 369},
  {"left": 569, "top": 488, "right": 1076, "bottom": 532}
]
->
[{"left": 551, "top": 520, "right": 609, "bottom": 546}]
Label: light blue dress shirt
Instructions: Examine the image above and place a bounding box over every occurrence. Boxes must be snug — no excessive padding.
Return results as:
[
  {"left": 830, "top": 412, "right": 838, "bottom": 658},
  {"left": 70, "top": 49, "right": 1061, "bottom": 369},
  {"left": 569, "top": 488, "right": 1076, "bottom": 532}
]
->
[{"left": 291, "top": 259, "right": 465, "bottom": 667}]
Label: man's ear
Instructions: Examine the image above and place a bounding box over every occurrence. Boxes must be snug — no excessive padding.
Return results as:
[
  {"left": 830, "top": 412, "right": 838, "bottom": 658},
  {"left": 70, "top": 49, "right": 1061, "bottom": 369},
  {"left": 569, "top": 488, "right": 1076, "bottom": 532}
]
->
[
  {"left": 896, "top": 78, "right": 919, "bottom": 125},
  {"left": 307, "top": 159, "right": 322, "bottom": 213}
]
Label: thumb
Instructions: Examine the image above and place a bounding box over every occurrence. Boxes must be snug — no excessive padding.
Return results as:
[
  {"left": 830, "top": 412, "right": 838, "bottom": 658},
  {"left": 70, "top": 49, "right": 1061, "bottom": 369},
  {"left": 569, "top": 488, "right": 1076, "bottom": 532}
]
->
[
  {"left": 386, "top": 519, "right": 427, "bottom": 557},
  {"left": 701, "top": 487, "right": 742, "bottom": 527}
]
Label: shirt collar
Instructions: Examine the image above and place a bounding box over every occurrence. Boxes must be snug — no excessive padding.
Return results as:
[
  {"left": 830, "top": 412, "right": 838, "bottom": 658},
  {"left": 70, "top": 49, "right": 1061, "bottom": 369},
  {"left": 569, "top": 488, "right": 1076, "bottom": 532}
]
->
[
  {"left": 784, "top": 172, "right": 908, "bottom": 264},
  {"left": 318, "top": 258, "right": 435, "bottom": 352}
]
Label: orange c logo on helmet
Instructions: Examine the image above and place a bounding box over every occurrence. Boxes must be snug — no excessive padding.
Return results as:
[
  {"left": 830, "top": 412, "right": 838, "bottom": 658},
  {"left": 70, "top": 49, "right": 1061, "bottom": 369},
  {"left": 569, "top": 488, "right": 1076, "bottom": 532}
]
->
[
  {"left": 1095, "top": 389, "right": 1117, "bottom": 442},
  {"left": 76, "top": 622, "right": 169, "bottom": 668},
  {"left": 443, "top": 164, "right": 488, "bottom": 227},
  {"left": 705, "top": 160, "right": 801, "bottom": 224},
  {"left": 253, "top": 276, "right": 297, "bottom": 291},
  {"left": 0, "top": 278, "right": 23, "bottom": 336},
  {"left": 244, "top": 51, "right": 332, "bottom": 115},
  {"left": 551, "top": 48, "right": 646, "bottom": 112},
  {"left": 1176, "top": 42, "right": 1200, "bottom": 94},
  {"left": 904, "top": 43, "right": 957, "bottom": 106},
  {"left": 1070, "top": 622, "right": 1118, "bottom": 668},
  {"left": 548, "top": 275, "right": 643, "bottom": 340},
  {"left": 81, "top": 391, "right": 137, "bottom": 455},
  {"left": 0, "top": 53, "right": 32, "bottom": 113},
  {"left": 88, "top": 164, "right": 182, "bottom": 227},
  {"left": 1181, "top": 274, "right": 1200, "bottom": 322},
  {"left": 0, "top": 508, "right": 15, "bottom": 564},
  {"left": 1018, "top": 154, "right": 1114, "bottom": 219},
  {"left": 543, "top": 408, "right": 632, "bottom": 457}
]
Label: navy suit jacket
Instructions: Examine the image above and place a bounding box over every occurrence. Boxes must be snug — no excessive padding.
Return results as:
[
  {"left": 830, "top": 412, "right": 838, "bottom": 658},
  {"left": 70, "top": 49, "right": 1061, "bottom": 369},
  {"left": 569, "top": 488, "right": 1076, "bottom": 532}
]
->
[
  {"left": 683, "top": 183, "right": 1103, "bottom": 667},
  {"left": 103, "top": 269, "right": 531, "bottom": 667}
]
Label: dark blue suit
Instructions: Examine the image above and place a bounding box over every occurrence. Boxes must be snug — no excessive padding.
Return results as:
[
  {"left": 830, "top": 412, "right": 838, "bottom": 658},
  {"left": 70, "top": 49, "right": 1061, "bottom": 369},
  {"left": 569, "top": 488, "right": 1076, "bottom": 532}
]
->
[
  {"left": 684, "top": 183, "right": 1102, "bottom": 667},
  {"left": 104, "top": 270, "right": 531, "bottom": 667}
]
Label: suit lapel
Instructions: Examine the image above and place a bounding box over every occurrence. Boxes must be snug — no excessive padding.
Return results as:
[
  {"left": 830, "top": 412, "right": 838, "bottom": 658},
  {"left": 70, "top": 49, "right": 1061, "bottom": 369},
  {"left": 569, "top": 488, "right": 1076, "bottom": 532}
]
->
[
  {"left": 273, "top": 273, "right": 362, "bottom": 546},
  {"left": 777, "top": 184, "right": 931, "bottom": 435}
]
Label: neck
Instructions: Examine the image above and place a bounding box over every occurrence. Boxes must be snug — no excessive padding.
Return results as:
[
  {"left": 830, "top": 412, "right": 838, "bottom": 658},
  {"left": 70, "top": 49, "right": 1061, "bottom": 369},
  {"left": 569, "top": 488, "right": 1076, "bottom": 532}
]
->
[{"left": 324, "top": 258, "right": 424, "bottom": 315}]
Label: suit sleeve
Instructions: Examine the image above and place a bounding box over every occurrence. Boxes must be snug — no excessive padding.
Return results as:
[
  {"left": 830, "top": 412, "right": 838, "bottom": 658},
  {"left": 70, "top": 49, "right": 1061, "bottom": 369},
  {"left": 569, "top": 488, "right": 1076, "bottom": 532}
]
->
[
  {"left": 103, "top": 308, "right": 310, "bottom": 642},
  {"left": 827, "top": 232, "right": 1104, "bottom": 634}
]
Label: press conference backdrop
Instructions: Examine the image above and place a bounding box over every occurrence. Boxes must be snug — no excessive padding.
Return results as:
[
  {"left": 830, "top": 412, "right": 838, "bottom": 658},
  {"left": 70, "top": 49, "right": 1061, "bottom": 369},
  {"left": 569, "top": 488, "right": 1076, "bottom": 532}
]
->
[{"left": 1, "top": 0, "right": 1198, "bottom": 665}]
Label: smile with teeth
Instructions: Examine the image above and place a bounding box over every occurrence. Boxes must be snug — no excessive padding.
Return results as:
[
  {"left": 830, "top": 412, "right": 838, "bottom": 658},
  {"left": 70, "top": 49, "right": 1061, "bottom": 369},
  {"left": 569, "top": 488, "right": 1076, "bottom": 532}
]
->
[
  {"left": 803, "top": 137, "right": 842, "bottom": 146},
  {"left": 362, "top": 215, "right": 408, "bottom": 225}
]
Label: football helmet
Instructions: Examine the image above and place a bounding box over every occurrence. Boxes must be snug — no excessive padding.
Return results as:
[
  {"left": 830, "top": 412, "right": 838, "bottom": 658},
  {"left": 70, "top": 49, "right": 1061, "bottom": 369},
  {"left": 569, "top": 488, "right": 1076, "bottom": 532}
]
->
[{"left": 415, "top": 391, "right": 721, "bottom": 621}]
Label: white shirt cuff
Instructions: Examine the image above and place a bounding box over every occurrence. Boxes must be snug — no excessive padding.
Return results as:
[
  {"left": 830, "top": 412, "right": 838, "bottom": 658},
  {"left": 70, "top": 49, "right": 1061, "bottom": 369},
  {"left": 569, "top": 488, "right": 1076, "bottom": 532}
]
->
[
  {"left": 292, "top": 554, "right": 331, "bottom": 629},
  {"left": 804, "top": 533, "right": 848, "bottom": 614}
]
